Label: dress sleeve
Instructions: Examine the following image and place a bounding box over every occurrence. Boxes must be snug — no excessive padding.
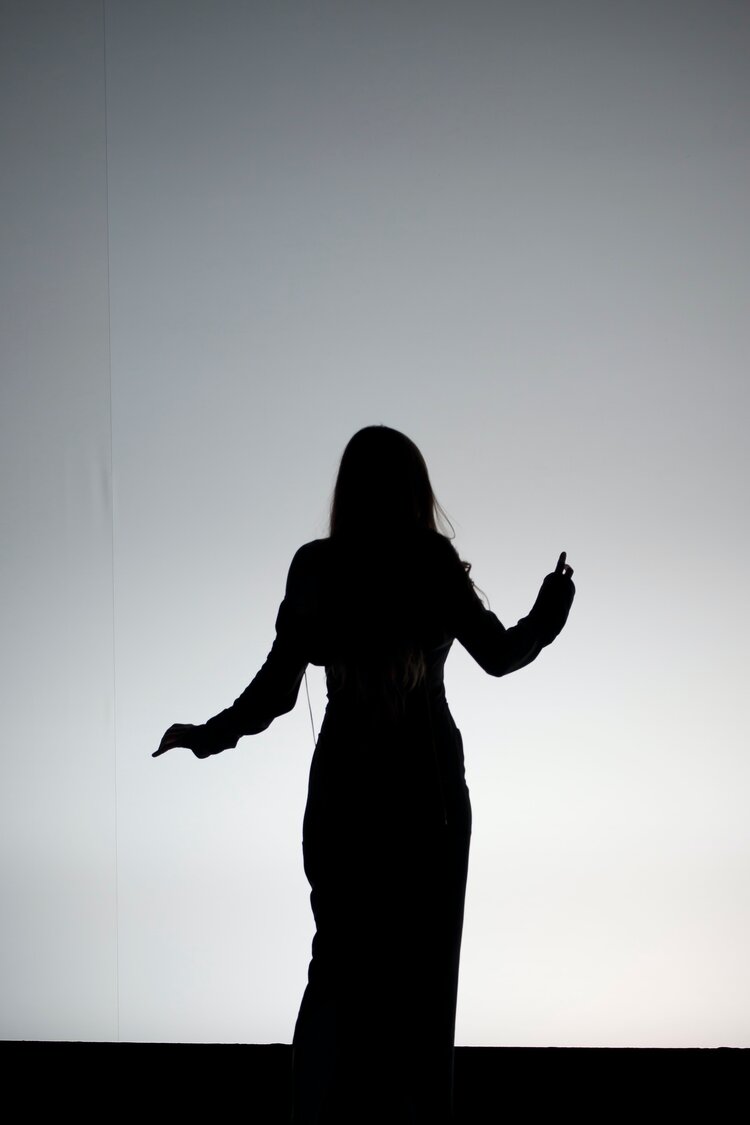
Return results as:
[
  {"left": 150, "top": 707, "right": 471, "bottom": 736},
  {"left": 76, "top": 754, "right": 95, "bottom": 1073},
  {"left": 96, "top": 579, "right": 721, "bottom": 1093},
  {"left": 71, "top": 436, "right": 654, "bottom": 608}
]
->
[
  {"left": 442, "top": 540, "right": 575, "bottom": 677},
  {"left": 190, "top": 545, "right": 312, "bottom": 755}
]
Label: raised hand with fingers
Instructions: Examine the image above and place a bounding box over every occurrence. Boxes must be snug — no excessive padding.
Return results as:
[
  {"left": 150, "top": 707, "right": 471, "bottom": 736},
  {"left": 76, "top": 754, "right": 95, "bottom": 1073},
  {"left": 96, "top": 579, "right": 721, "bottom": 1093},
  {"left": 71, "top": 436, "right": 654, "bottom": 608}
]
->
[
  {"left": 527, "top": 549, "right": 576, "bottom": 644},
  {"left": 555, "top": 550, "right": 574, "bottom": 580}
]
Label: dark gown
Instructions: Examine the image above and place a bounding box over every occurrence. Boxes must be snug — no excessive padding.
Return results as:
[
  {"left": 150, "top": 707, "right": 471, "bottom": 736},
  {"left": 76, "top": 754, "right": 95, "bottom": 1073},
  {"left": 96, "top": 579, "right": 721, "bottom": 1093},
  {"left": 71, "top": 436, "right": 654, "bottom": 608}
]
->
[{"left": 191, "top": 528, "right": 574, "bottom": 1124}]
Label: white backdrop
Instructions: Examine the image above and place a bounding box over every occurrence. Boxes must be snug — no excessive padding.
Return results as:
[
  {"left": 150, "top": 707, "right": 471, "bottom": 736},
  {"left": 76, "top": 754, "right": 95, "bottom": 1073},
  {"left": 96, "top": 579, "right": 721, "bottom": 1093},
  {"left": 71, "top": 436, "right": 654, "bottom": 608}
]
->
[{"left": 2, "top": 0, "right": 748, "bottom": 1045}]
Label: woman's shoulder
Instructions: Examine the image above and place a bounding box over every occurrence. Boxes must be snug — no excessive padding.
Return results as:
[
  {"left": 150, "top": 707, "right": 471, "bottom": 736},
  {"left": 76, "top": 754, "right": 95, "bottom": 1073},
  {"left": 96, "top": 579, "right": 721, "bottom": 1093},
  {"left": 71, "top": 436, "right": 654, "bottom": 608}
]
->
[
  {"left": 415, "top": 527, "right": 463, "bottom": 565},
  {"left": 419, "top": 528, "right": 457, "bottom": 550},
  {"left": 290, "top": 529, "right": 460, "bottom": 568},
  {"left": 296, "top": 537, "right": 330, "bottom": 554},
  {"left": 298, "top": 528, "right": 459, "bottom": 550},
  {"left": 289, "top": 537, "right": 329, "bottom": 572}
]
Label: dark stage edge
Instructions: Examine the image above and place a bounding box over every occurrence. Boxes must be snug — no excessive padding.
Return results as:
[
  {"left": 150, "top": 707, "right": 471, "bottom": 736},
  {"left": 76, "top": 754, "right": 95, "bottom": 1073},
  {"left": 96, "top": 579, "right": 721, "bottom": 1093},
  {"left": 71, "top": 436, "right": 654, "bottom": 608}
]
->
[{"left": 3, "top": 1042, "right": 743, "bottom": 1121}]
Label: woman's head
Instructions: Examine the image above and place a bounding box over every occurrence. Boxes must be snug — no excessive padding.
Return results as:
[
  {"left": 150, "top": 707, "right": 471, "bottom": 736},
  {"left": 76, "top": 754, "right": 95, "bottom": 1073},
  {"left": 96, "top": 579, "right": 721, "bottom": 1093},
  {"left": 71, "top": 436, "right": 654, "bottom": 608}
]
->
[{"left": 328, "top": 424, "right": 452, "bottom": 538}]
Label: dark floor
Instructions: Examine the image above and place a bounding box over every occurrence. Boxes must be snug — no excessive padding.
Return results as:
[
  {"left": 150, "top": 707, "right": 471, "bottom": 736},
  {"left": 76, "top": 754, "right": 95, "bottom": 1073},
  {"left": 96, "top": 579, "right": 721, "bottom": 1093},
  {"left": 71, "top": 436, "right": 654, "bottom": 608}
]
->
[{"left": 4, "top": 1042, "right": 742, "bottom": 1122}]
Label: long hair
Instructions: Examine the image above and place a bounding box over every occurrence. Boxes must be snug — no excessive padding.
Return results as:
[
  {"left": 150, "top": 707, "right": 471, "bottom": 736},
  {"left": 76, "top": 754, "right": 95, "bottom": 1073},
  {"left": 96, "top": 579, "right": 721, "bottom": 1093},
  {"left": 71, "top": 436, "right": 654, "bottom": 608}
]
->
[{"left": 326, "top": 424, "right": 482, "bottom": 717}]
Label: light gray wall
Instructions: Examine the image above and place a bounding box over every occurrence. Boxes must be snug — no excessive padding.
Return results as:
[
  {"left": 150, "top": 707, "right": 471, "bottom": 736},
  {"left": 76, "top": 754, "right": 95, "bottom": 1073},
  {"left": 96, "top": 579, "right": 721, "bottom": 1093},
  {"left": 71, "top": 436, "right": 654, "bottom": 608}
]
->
[
  {"left": 2, "top": 0, "right": 749, "bottom": 1045},
  {"left": 1, "top": 0, "right": 117, "bottom": 1039}
]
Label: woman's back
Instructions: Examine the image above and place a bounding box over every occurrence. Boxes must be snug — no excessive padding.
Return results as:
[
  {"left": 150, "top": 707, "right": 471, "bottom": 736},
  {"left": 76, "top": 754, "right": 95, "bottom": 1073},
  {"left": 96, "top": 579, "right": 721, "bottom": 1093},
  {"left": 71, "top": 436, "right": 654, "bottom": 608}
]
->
[
  {"left": 290, "top": 525, "right": 572, "bottom": 711},
  {"left": 300, "top": 526, "right": 461, "bottom": 706}
]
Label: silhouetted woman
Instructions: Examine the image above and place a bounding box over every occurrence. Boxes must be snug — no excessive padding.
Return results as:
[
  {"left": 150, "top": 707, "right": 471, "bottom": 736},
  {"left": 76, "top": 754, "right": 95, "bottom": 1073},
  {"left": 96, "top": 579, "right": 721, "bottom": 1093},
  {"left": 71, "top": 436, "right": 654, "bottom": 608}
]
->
[{"left": 155, "top": 424, "right": 575, "bottom": 1123}]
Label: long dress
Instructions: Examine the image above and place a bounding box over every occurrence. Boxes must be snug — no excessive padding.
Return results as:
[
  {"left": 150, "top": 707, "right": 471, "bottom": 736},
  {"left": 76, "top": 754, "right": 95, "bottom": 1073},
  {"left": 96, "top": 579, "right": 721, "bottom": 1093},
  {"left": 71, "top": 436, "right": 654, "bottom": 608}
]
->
[{"left": 191, "top": 528, "right": 574, "bottom": 1124}]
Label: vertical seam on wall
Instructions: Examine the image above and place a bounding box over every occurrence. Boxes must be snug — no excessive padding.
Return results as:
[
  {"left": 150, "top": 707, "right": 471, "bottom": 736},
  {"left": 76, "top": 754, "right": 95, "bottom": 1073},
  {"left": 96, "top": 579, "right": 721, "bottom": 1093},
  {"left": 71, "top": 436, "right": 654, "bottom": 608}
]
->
[{"left": 102, "top": 0, "right": 120, "bottom": 1043}]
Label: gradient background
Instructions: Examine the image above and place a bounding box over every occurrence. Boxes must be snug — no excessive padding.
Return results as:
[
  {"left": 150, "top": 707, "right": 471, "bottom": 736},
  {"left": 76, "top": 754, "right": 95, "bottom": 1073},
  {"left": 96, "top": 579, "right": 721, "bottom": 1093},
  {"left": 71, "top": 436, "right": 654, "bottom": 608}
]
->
[{"left": 1, "top": 0, "right": 748, "bottom": 1045}]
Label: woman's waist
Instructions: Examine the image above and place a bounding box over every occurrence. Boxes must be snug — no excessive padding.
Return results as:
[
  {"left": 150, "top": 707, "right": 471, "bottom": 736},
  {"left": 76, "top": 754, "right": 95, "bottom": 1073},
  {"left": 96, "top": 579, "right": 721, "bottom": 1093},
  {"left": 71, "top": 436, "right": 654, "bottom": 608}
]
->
[
  {"left": 313, "top": 690, "right": 463, "bottom": 776},
  {"left": 323, "top": 672, "right": 448, "bottom": 707}
]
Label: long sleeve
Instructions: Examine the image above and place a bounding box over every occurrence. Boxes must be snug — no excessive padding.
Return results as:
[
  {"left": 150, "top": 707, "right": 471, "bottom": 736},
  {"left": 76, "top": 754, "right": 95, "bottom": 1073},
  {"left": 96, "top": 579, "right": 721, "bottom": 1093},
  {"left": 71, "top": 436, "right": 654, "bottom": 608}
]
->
[
  {"left": 190, "top": 545, "right": 313, "bottom": 755},
  {"left": 442, "top": 540, "right": 575, "bottom": 677}
]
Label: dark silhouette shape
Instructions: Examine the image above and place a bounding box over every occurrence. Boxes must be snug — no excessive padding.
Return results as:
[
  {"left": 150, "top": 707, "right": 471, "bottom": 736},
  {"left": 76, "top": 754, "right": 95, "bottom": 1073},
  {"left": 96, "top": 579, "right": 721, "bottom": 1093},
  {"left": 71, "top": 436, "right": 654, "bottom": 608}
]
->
[{"left": 154, "top": 424, "right": 575, "bottom": 1123}]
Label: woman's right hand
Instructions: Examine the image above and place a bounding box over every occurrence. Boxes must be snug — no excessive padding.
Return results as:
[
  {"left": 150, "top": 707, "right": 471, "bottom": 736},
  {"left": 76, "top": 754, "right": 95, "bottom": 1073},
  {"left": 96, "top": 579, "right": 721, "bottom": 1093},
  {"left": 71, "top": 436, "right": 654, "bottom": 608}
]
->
[
  {"left": 543, "top": 550, "right": 575, "bottom": 603},
  {"left": 529, "top": 550, "right": 576, "bottom": 641},
  {"left": 555, "top": 550, "right": 574, "bottom": 581}
]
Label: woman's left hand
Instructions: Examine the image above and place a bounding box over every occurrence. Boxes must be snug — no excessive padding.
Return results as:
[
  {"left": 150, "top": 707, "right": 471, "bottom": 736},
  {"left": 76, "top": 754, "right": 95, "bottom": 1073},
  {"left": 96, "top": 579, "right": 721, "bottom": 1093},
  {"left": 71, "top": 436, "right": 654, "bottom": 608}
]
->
[{"left": 153, "top": 723, "right": 202, "bottom": 758}]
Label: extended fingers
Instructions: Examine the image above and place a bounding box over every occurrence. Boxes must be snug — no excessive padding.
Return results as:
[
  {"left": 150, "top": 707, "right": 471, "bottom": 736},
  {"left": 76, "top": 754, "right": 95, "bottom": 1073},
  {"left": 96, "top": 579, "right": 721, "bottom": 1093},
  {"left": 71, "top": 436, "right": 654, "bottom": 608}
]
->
[
  {"left": 153, "top": 735, "right": 175, "bottom": 757},
  {"left": 153, "top": 723, "right": 189, "bottom": 757},
  {"left": 555, "top": 551, "right": 574, "bottom": 580}
]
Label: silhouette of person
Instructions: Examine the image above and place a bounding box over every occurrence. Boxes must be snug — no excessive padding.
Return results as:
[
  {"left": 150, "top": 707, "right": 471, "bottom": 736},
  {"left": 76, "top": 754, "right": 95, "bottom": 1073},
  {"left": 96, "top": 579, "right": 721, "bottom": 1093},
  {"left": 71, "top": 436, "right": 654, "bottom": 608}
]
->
[{"left": 154, "top": 424, "right": 576, "bottom": 1123}]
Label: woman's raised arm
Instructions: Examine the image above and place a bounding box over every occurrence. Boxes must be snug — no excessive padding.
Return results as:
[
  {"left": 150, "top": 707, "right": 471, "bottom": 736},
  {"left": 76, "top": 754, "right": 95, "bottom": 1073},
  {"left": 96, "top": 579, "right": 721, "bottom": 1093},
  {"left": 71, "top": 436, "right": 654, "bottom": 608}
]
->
[{"left": 446, "top": 545, "right": 575, "bottom": 678}]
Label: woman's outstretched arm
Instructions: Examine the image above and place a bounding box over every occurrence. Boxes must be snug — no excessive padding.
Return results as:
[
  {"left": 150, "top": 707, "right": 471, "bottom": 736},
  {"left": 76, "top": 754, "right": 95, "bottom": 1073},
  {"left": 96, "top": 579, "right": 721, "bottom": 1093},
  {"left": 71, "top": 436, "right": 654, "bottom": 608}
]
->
[
  {"left": 154, "top": 544, "right": 313, "bottom": 759},
  {"left": 447, "top": 547, "right": 576, "bottom": 677}
]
